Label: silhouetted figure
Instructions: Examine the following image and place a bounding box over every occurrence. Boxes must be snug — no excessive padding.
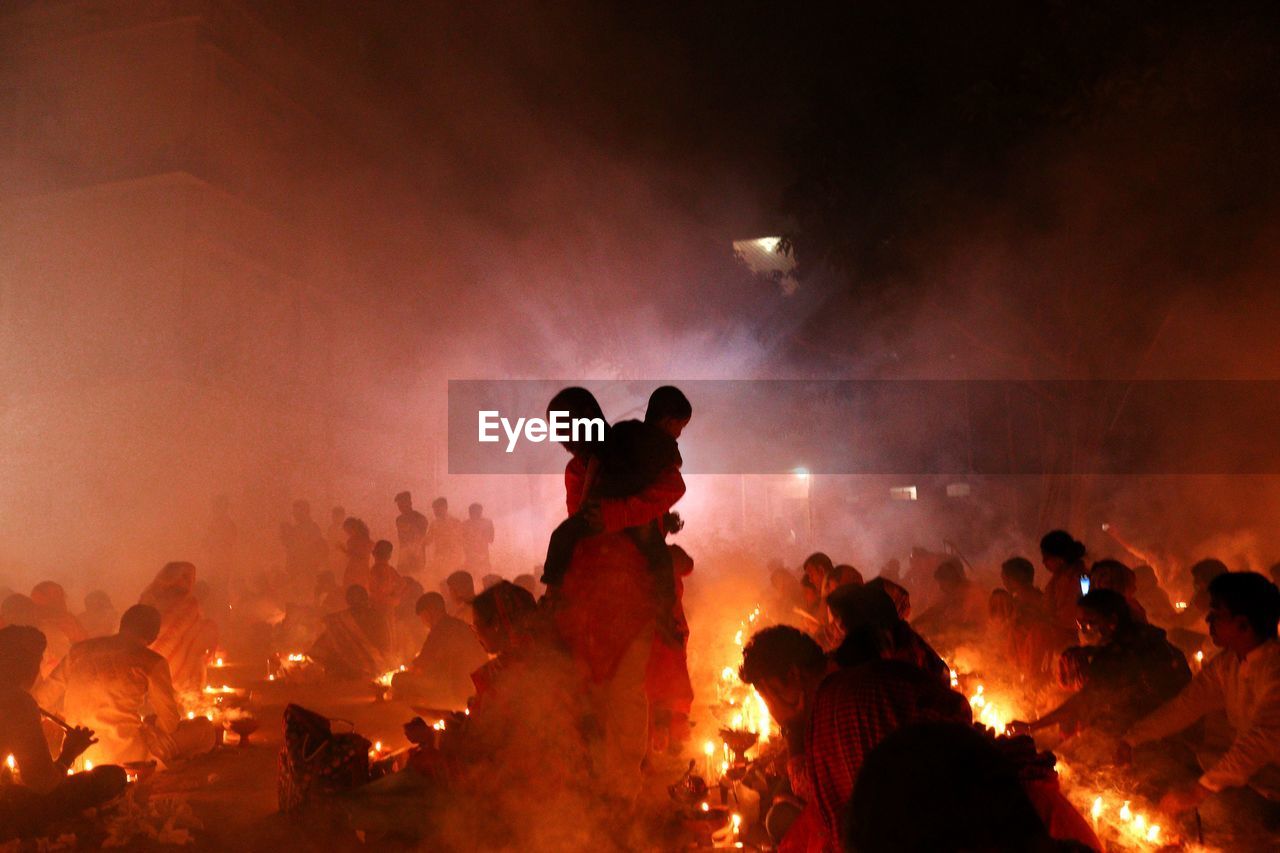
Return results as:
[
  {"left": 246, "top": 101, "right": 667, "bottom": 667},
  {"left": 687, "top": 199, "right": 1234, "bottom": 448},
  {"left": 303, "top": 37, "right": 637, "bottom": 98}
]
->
[
  {"left": 392, "top": 593, "right": 488, "bottom": 710},
  {"left": 0, "top": 625, "right": 126, "bottom": 841},
  {"left": 394, "top": 492, "right": 429, "bottom": 577},
  {"left": 462, "top": 503, "right": 494, "bottom": 573},
  {"left": 340, "top": 517, "right": 374, "bottom": 591},
  {"left": 310, "top": 586, "right": 390, "bottom": 679},
  {"left": 79, "top": 591, "right": 118, "bottom": 640},
  {"left": 281, "top": 500, "right": 327, "bottom": 582},
  {"left": 1010, "top": 589, "right": 1189, "bottom": 739},
  {"left": 1040, "top": 530, "right": 1088, "bottom": 634},
  {"left": 139, "top": 562, "right": 216, "bottom": 695},
  {"left": 425, "top": 498, "right": 465, "bottom": 577}
]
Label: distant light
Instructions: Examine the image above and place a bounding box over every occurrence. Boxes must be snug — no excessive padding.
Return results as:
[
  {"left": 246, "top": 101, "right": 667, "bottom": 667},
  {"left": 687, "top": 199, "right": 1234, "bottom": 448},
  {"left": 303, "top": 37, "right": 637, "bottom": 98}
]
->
[
  {"left": 889, "top": 486, "right": 917, "bottom": 501},
  {"left": 1080, "top": 576, "right": 1091, "bottom": 595},
  {"left": 793, "top": 467, "right": 810, "bottom": 480},
  {"left": 755, "top": 236, "right": 781, "bottom": 253},
  {"left": 946, "top": 482, "right": 970, "bottom": 498}
]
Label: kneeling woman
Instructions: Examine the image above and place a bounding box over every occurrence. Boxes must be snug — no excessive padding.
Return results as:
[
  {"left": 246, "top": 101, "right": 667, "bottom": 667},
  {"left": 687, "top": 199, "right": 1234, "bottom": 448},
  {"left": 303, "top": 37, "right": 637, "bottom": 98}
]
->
[{"left": 0, "top": 626, "right": 126, "bottom": 840}]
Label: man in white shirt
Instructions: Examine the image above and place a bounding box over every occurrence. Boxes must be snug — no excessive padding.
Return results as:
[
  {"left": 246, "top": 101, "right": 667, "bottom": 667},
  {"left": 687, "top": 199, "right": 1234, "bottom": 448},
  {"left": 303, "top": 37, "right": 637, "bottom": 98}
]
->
[{"left": 1120, "top": 571, "right": 1280, "bottom": 821}]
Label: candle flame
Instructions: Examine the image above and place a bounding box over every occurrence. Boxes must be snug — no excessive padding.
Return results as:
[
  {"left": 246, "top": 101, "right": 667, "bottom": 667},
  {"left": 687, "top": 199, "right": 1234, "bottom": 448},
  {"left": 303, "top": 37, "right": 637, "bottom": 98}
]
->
[
  {"left": 1091, "top": 796, "right": 1103, "bottom": 820},
  {"left": 1119, "top": 800, "right": 1132, "bottom": 821}
]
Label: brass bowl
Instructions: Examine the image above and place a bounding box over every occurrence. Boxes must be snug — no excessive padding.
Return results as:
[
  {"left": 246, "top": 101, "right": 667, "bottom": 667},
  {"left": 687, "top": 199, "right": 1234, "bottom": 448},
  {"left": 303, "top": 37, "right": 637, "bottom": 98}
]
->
[
  {"left": 228, "top": 716, "right": 260, "bottom": 747},
  {"left": 123, "top": 760, "right": 157, "bottom": 782}
]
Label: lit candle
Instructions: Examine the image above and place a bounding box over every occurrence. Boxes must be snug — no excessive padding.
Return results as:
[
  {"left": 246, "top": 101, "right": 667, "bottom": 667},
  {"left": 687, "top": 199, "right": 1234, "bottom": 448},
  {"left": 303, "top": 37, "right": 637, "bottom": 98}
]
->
[
  {"left": 1119, "top": 800, "right": 1131, "bottom": 822},
  {"left": 703, "top": 740, "right": 715, "bottom": 781},
  {"left": 1090, "top": 796, "right": 1103, "bottom": 823}
]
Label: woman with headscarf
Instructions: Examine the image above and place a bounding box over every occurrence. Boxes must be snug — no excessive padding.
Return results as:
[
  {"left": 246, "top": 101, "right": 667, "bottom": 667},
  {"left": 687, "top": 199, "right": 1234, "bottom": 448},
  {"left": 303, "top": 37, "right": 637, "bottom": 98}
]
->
[
  {"left": 139, "top": 562, "right": 216, "bottom": 695},
  {"left": 29, "top": 582, "right": 86, "bottom": 678}
]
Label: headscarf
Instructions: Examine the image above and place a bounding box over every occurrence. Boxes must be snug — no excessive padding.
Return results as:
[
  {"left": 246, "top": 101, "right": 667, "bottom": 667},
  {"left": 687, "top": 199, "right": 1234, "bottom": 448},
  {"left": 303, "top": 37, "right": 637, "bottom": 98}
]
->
[{"left": 140, "top": 562, "right": 197, "bottom": 612}]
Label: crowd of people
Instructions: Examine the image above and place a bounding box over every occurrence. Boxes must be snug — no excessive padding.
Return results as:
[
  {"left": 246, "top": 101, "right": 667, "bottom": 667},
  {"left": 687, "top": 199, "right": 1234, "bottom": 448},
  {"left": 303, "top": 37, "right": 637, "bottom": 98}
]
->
[
  {"left": 752, "top": 534, "right": 1280, "bottom": 851},
  {"left": 3, "top": 381, "right": 1280, "bottom": 850}
]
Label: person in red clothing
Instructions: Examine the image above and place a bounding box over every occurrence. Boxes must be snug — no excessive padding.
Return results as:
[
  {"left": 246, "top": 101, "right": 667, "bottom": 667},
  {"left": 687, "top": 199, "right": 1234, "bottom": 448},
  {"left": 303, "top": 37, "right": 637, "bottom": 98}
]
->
[
  {"left": 1041, "top": 529, "right": 1089, "bottom": 634},
  {"left": 545, "top": 385, "right": 692, "bottom": 801},
  {"left": 645, "top": 544, "right": 696, "bottom": 753}
]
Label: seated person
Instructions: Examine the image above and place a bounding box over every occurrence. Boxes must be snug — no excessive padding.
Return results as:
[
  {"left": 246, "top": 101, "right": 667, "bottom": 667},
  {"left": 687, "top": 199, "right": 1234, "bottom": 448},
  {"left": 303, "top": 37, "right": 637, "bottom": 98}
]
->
[
  {"left": 866, "top": 576, "right": 910, "bottom": 621},
  {"left": 344, "top": 583, "right": 590, "bottom": 849},
  {"left": 826, "top": 584, "right": 949, "bottom": 688},
  {"left": 912, "top": 559, "right": 987, "bottom": 644},
  {"left": 309, "top": 585, "right": 391, "bottom": 679},
  {"left": 79, "top": 591, "right": 118, "bottom": 640},
  {"left": 139, "top": 562, "right": 216, "bottom": 695},
  {"left": 0, "top": 625, "right": 127, "bottom": 840},
  {"left": 443, "top": 571, "right": 476, "bottom": 625},
  {"left": 1009, "top": 590, "right": 1189, "bottom": 740},
  {"left": 1133, "top": 563, "right": 1179, "bottom": 628},
  {"left": 996, "top": 558, "right": 1061, "bottom": 683},
  {"left": 392, "top": 593, "right": 488, "bottom": 710},
  {"left": 29, "top": 582, "right": 87, "bottom": 679},
  {"left": 1089, "top": 559, "right": 1148, "bottom": 624},
  {"left": 1119, "top": 572, "right": 1280, "bottom": 825},
  {"left": 368, "top": 540, "right": 405, "bottom": 620},
  {"left": 37, "top": 605, "right": 216, "bottom": 766}
]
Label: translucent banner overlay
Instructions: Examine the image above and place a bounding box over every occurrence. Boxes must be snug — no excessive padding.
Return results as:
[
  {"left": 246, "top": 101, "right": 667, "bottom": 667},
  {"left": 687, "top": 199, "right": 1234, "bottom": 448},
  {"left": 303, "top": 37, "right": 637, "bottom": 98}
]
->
[{"left": 447, "top": 380, "right": 1280, "bottom": 475}]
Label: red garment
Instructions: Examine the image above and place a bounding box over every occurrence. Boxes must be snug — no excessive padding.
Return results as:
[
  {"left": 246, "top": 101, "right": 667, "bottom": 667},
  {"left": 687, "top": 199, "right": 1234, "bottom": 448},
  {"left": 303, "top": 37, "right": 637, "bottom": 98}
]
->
[
  {"left": 563, "top": 456, "right": 686, "bottom": 531},
  {"left": 806, "top": 661, "right": 971, "bottom": 849},
  {"left": 554, "top": 531, "right": 655, "bottom": 683},
  {"left": 1023, "top": 778, "right": 1102, "bottom": 850},
  {"left": 645, "top": 551, "right": 694, "bottom": 716},
  {"left": 778, "top": 801, "right": 827, "bottom": 853}
]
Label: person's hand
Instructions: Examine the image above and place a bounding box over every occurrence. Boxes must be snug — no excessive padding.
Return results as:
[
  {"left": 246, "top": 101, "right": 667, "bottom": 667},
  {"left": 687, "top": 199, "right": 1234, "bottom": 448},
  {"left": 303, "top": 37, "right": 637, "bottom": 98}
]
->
[
  {"left": 1158, "top": 782, "right": 1210, "bottom": 814},
  {"left": 58, "top": 726, "right": 98, "bottom": 763},
  {"left": 1114, "top": 740, "right": 1134, "bottom": 766},
  {"left": 403, "top": 717, "right": 431, "bottom": 745}
]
